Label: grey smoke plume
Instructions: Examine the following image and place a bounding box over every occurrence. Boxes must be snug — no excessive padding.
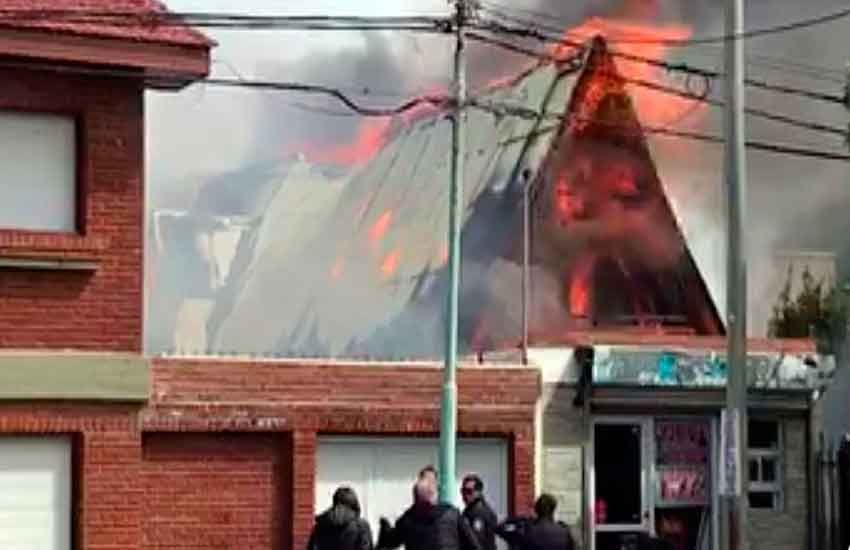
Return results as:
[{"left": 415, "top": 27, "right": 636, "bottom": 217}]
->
[
  {"left": 249, "top": 32, "right": 423, "bottom": 164},
  {"left": 146, "top": 0, "right": 850, "bottom": 356}
]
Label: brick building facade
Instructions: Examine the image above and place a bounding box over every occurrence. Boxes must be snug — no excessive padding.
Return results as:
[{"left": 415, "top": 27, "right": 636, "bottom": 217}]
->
[
  {"left": 144, "top": 360, "right": 538, "bottom": 550},
  {"left": 0, "top": 9, "right": 537, "bottom": 550}
]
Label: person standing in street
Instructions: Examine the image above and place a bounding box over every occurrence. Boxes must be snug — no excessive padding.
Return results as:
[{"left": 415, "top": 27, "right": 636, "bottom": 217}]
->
[
  {"left": 378, "top": 475, "right": 482, "bottom": 550},
  {"left": 461, "top": 474, "right": 498, "bottom": 550},
  {"left": 496, "top": 493, "right": 574, "bottom": 550},
  {"left": 307, "top": 486, "right": 373, "bottom": 550}
]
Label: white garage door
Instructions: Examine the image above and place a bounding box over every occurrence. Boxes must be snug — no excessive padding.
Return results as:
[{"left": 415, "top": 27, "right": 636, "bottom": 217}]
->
[
  {"left": 316, "top": 437, "right": 508, "bottom": 541},
  {"left": 0, "top": 437, "right": 71, "bottom": 550}
]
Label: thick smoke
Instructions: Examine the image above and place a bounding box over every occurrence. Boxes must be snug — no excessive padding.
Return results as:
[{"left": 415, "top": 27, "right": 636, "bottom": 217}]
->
[
  {"left": 249, "top": 33, "right": 427, "bottom": 165},
  {"left": 147, "top": 0, "right": 850, "bottom": 356}
]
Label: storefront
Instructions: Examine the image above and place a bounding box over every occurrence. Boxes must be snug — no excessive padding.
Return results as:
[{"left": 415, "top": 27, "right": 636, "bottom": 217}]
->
[
  {"left": 591, "top": 416, "right": 715, "bottom": 550},
  {"left": 536, "top": 342, "right": 835, "bottom": 550}
]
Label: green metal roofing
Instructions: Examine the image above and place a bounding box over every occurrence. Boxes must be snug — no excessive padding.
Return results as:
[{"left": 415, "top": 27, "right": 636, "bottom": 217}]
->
[{"left": 210, "top": 63, "right": 583, "bottom": 357}]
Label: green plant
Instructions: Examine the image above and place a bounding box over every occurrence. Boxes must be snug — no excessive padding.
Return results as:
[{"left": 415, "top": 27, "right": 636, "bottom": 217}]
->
[{"left": 767, "top": 266, "right": 848, "bottom": 344}]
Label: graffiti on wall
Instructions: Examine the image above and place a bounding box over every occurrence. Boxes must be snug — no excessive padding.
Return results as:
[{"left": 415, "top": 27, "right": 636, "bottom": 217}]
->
[{"left": 592, "top": 346, "right": 835, "bottom": 390}]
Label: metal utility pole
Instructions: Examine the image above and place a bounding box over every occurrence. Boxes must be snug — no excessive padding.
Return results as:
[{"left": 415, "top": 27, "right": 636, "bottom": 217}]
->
[
  {"left": 722, "top": 0, "right": 749, "bottom": 548},
  {"left": 439, "top": 0, "right": 468, "bottom": 505}
]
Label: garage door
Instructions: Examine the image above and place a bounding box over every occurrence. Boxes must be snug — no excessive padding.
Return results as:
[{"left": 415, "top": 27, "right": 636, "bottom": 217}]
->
[
  {"left": 316, "top": 438, "right": 508, "bottom": 540},
  {"left": 0, "top": 437, "right": 71, "bottom": 550}
]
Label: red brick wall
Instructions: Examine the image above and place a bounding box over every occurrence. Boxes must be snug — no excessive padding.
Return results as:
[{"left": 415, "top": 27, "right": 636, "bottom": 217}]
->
[
  {"left": 0, "top": 67, "right": 143, "bottom": 351},
  {"left": 0, "top": 363, "right": 540, "bottom": 550},
  {"left": 141, "top": 433, "right": 285, "bottom": 550},
  {"left": 150, "top": 360, "right": 539, "bottom": 407},
  {"left": 147, "top": 360, "right": 541, "bottom": 549}
]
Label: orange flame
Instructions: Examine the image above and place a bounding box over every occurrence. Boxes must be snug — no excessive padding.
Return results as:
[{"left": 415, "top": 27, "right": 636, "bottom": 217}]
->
[
  {"left": 369, "top": 210, "right": 393, "bottom": 245},
  {"left": 286, "top": 86, "right": 448, "bottom": 167},
  {"left": 381, "top": 249, "right": 401, "bottom": 278},
  {"left": 287, "top": 117, "right": 393, "bottom": 167},
  {"left": 569, "top": 255, "right": 596, "bottom": 318},
  {"left": 557, "top": 17, "right": 704, "bottom": 128}
]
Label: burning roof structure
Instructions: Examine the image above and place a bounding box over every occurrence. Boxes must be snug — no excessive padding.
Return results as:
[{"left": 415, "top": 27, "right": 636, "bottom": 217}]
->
[{"left": 149, "top": 34, "right": 727, "bottom": 359}]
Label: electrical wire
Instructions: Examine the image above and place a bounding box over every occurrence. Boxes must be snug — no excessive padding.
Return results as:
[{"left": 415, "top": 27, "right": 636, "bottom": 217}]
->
[
  {"left": 684, "top": 47, "right": 846, "bottom": 85},
  {"left": 0, "top": 10, "right": 452, "bottom": 26},
  {"left": 479, "top": 1, "right": 850, "bottom": 46},
  {"left": 2, "top": 36, "right": 845, "bottom": 159},
  {"left": 0, "top": 11, "right": 455, "bottom": 35},
  {"left": 0, "top": 57, "right": 451, "bottom": 117},
  {"left": 8, "top": 6, "right": 845, "bottom": 105},
  {"left": 191, "top": 78, "right": 452, "bottom": 117},
  {"left": 475, "top": 100, "right": 850, "bottom": 161},
  {"left": 465, "top": 30, "right": 584, "bottom": 65},
  {"left": 473, "top": 16, "right": 849, "bottom": 106},
  {"left": 8, "top": 34, "right": 843, "bottom": 141},
  {"left": 466, "top": 30, "right": 849, "bottom": 139}
]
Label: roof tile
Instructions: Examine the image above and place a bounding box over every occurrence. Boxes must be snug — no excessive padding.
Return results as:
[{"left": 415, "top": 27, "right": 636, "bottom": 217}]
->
[{"left": 0, "top": 0, "right": 212, "bottom": 48}]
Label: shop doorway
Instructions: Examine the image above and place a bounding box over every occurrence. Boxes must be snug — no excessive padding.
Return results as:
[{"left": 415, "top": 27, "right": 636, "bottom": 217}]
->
[{"left": 590, "top": 417, "right": 716, "bottom": 550}]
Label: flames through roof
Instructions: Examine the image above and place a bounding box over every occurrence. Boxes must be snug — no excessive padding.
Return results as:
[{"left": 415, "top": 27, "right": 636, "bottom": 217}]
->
[{"left": 158, "top": 36, "right": 724, "bottom": 359}]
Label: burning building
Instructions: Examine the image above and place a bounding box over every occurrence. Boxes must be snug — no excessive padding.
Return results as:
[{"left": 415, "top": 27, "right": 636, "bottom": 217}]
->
[
  {"left": 145, "top": 24, "right": 842, "bottom": 550},
  {"left": 150, "top": 36, "right": 727, "bottom": 359}
]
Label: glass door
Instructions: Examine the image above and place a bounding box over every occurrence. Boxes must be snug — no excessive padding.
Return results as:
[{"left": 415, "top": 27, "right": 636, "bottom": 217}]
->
[
  {"left": 653, "top": 418, "right": 714, "bottom": 550},
  {"left": 591, "top": 418, "right": 653, "bottom": 550}
]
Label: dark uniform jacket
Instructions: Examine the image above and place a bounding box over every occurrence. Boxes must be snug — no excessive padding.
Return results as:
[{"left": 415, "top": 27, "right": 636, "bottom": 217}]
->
[
  {"left": 378, "top": 502, "right": 482, "bottom": 550},
  {"left": 496, "top": 516, "right": 575, "bottom": 550},
  {"left": 463, "top": 497, "right": 499, "bottom": 550},
  {"left": 307, "top": 504, "right": 373, "bottom": 550}
]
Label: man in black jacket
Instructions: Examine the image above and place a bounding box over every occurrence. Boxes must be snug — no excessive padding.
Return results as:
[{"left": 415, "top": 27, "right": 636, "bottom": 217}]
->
[
  {"left": 496, "top": 494, "right": 574, "bottom": 550},
  {"left": 378, "top": 476, "right": 482, "bottom": 550},
  {"left": 308, "top": 486, "right": 373, "bottom": 550},
  {"left": 461, "top": 474, "right": 498, "bottom": 550}
]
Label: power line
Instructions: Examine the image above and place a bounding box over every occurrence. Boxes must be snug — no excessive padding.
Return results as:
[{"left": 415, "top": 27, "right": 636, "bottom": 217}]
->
[
  {"left": 479, "top": 1, "right": 850, "bottom": 46},
  {"left": 190, "top": 78, "right": 451, "bottom": 117},
  {"left": 0, "top": 10, "right": 454, "bottom": 33},
  {"left": 481, "top": 1, "right": 847, "bottom": 85},
  {"left": 0, "top": 10, "right": 449, "bottom": 25},
  {"left": 10, "top": 6, "right": 845, "bottom": 105},
  {"left": 8, "top": 44, "right": 844, "bottom": 141},
  {"left": 0, "top": 57, "right": 451, "bottom": 117},
  {"left": 474, "top": 100, "right": 850, "bottom": 162},
  {"left": 5, "top": 45, "right": 845, "bottom": 159},
  {"left": 465, "top": 30, "right": 584, "bottom": 66},
  {"left": 685, "top": 47, "right": 846, "bottom": 85},
  {"left": 472, "top": 17, "right": 848, "bottom": 105},
  {"left": 466, "top": 30, "right": 848, "bottom": 139}
]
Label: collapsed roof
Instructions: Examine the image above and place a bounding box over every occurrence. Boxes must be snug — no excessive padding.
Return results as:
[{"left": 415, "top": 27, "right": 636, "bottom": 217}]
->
[{"left": 150, "top": 37, "right": 726, "bottom": 359}]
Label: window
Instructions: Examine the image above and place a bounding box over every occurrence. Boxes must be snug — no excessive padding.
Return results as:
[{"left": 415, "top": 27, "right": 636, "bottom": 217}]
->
[
  {"left": 0, "top": 437, "right": 71, "bottom": 550},
  {"left": 748, "top": 419, "right": 783, "bottom": 510},
  {"left": 0, "top": 112, "right": 77, "bottom": 232}
]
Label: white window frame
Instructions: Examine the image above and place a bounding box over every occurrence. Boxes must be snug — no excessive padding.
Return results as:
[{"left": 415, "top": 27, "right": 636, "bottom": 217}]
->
[{"left": 747, "top": 419, "right": 783, "bottom": 511}]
